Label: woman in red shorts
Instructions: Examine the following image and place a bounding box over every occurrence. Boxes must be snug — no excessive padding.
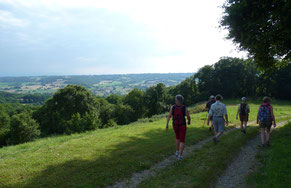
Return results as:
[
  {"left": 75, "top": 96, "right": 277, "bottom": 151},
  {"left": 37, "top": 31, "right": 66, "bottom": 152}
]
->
[{"left": 166, "top": 94, "right": 191, "bottom": 160}]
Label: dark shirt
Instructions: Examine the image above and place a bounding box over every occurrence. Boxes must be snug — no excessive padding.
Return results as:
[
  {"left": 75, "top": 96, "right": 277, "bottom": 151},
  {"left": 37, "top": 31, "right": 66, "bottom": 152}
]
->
[{"left": 206, "top": 100, "right": 215, "bottom": 112}]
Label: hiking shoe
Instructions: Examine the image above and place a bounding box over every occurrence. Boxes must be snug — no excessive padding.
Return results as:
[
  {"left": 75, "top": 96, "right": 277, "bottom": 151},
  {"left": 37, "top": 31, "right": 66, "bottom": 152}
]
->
[
  {"left": 175, "top": 151, "right": 179, "bottom": 157},
  {"left": 178, "top": 155, "right": 183, "bottom": 161},
  {"left": 266, "top": 141, "right": 271, "bottom": 147},
  {"left": 262, "top": 144, "right": 265, "bottom": 148},
  {"left": 213, "top": 137, "right": 217, "bottom": 144},
  {"left": 243, "top": 129, "right": 246, "bottom": 134},
  {"left": 209, "top": 127, "right": 212, "bottom": 132},
  {"left": 241, "top": 129, "right": 243, "bottom": 133}
]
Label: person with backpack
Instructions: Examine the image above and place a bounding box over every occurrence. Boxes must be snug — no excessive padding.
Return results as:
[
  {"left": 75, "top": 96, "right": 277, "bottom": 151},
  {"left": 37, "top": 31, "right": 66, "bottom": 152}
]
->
[
  {"left": 206, "top": 95, "right": 216, "bottom": 131},
  {"left": 166, "top": 94, "right": 191, "bottom": 160},
  {"left": 257, "top": 97, "right": 276, "bottom": 147},
  {"left": 236, "top": 97, "right": 250, "bottom": 134},
  {"left": 207, "top": 94, "right": 228, "bottom": 144}
]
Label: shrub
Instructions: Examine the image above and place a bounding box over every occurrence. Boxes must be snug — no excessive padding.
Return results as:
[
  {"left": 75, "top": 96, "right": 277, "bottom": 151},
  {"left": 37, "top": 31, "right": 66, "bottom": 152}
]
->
[
  {"left": 0, "top": 109, "right": 10, "bottom": 146},
  {"left": 8, "top": 111, "right": 40, "bottom": 145},
  {"left": 34, "top": 85, "right": 101, "bottom": 135},
  {"left": 104, "top": 119, "right": 117, "bottom": 128}
]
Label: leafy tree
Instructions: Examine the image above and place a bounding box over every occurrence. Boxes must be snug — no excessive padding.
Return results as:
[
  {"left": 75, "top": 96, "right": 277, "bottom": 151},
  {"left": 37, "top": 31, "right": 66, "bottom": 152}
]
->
[
  {"left": 97, "top": 98, "right": 115, "bottom": 126},
  {"left": 195, "top": 65, "right": 215, "bottom": 98},
  {"left": 173, "top": 76, "right": 198, "bottom": 105},
  {"left": 124, "top": 88, "right": 145, "bottom": 120},
  {"left": 9, "top": 111, "right": 40, "bottom": 145},
  {"left": 144, "top": 84, "right": 168, "bottom": 117},
  {"left": 34, "top": 85, "right": 101, "bottom": 135},
  {"left": 106, "top": 94, "right": 123, "bottom": 105},
  {"left": 113, "top": 104, "right": 135, "bottom": 125},
  {"left": 221, "top": 0, "right": 290, "bottom": 71},
  {"left": 0, "top": 107, "right": 10, "bottom": 146}
]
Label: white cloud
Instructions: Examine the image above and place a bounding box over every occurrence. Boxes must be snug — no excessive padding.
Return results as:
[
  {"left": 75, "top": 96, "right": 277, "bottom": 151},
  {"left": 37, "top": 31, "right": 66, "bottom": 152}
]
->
[{"left": 0, "top": 10, "right": 28, "bottom": 27}]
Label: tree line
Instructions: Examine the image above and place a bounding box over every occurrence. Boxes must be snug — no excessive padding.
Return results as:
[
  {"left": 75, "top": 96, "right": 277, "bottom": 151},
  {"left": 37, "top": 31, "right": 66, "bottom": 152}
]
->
[{"left": 0, "top": 57, "right": 290, "bottom": 147}]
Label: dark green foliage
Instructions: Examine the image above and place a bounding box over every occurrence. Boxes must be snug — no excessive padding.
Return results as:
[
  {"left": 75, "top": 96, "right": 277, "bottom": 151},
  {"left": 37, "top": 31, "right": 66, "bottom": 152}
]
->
[
  {"left": 104, "top": 119, "right": 117, "bottom": 128},
  {"left": 8, "top": 111, "right": 40, "bottom": 145},
  {"left": 124, "top": 88, "right": 145, "bottom": 120},
  {"left": 221, "top": 0, "right": 290, "bottom": 71},
  {"left": 113, "top": 104, "right": 135, "bottom": 125},
  {"left": 195, "top": 57, "right": 258, "bottom": 98},
  {"left": 144, "top": 83, "right": 168, "bottom": 117},
  {"left": 106, "top": 94, "right": 123, "bottom": 105},
  {"left": 34, "top": 85, "right": 101, "bottom": 135},
  {"left": 0, "top": 107, "right": 10, "bottom": 145},
  {"left": 0, "top": 91, "right": 51, "bottom": 104},
  {"left": 66, "top": 112, "right": 101, "bottom": 134}
]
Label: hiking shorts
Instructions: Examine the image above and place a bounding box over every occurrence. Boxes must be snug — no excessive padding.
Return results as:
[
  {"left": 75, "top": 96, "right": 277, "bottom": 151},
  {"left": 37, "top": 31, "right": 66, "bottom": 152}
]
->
[
  {"left": 239, "top": 114, "right": 248, "bottom": 122},
  {"left": 173, "top": 125, "right": 186, "bottom": 143},
  {"left": 213, "top": 117, "right": 225, "bottom": 133},
  {"left": 259, "top": 121, "right": 272, "bottom": 129}
]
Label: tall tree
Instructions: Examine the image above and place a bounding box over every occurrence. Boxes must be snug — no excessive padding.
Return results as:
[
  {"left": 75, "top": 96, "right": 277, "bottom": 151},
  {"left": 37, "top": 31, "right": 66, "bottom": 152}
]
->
[
  {"left": 34, "top": 85, "right": 101, "bottom": 135},
  {"left": 221, "top": 0, "right": 290, "bottom": 71}
]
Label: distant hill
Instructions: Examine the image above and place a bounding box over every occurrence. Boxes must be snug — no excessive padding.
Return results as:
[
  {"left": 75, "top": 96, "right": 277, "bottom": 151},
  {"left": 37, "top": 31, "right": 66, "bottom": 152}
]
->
[{"left": 0, "top": 73, "right": 193, "bottom": 96}]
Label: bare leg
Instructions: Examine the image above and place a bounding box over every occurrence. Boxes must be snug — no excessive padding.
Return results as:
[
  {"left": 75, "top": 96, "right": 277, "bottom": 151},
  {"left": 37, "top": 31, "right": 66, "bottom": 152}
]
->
[
  {"left": 266, "top": 128, "right": 271, "bottom": 144},
  {"left": 176, "top": 139, "right": 180, "bottom": 152},
  {"left": 261, "top": 128, "right": 266, "bottom": 145},
  {"left": 216, "top": 132, "right": 223, "bottom": 139},
  {"left": 179, "top": 142, "right": 185, "bottom": 156},
  {"left": 240, "top": 121, "right": 243, "bottom": 130},
  {"left": 244, "top": 121, "right": 247, "bottom": 130}
]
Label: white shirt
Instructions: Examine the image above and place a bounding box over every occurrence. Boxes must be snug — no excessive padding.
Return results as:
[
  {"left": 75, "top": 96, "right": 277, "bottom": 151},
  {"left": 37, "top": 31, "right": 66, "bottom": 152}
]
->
[{"left": 209, "top": 101, "right": 227, "bottom": 117}]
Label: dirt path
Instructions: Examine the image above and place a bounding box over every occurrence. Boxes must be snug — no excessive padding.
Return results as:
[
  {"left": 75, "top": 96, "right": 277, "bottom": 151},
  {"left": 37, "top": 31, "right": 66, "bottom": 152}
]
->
[
  {"left": 108, "top": 121, "right": 258, "bottom": 188},
  {"left": 216, "top": 120, "right": 290, "bottom": 188}
]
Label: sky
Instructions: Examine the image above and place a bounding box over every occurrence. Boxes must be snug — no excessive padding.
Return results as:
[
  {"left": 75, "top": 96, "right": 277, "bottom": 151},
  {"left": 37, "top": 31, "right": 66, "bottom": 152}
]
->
[{"left": 0, "top": 0, "right": 247, "bottom": 76}]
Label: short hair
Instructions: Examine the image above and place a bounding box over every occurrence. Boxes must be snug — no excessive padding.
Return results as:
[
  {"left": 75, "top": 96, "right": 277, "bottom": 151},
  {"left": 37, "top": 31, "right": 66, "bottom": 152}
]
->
[
  {"left": 242, "top": 97, "right": 247, "bottom": 101},
  {"left": 215, "top": 94, "right": 223, "bottom": 100},
  {"left": 263, "top": 96, "right": 271, "bottom": 103},
  {"left": 175, "top": 94, "right": 184, "bottom": 103}
]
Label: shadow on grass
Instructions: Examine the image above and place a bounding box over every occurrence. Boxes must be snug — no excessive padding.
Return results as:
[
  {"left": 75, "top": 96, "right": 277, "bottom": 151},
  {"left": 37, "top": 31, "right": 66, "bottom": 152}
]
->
[{"left": 21, "top": 126, "right": 207, "bottom": 188}]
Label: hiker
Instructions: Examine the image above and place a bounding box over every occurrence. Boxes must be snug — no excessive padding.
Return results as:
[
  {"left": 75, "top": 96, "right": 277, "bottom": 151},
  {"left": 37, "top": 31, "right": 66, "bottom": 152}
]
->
[
  {"left": 236, "top": 97, "right": 250, "bottom": 134},
  {"left": 207, "top": 94, "right": 228, "bottom": 144},
  {"left": 166, "top": 94, "right": 191, "bottom": 160},
  {"left": 206, "top": 95, "right": 216, "bottom": 131},
  {"left": 257, "top": 97, "right": 276, "bottom": 147}
]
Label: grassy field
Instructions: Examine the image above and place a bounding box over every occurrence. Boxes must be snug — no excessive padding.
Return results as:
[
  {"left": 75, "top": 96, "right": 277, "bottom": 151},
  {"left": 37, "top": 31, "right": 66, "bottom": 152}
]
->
[
  {"left": 246, "top": 122, "right": 291, "bottom": 187},
  {"left": 0, "top": 100, "right": 290, "bottom": 187}
]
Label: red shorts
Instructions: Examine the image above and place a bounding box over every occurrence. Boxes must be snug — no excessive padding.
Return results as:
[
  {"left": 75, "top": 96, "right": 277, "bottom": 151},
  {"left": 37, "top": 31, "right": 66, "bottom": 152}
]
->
[{"left": 173, "top": 125, "right": 187, "bottom": 143}]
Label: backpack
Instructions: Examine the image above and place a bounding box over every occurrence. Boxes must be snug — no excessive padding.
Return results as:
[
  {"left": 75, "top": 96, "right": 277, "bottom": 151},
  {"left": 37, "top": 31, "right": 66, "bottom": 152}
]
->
[
  {"left": 258, "top": 105, "right": 271, "bottom": 122},
  {"left": 240, "top": 103, "right": 248, "bottom": 115},
  {"left": 172, "top": 104, "right": 186, "bottom": 126}
]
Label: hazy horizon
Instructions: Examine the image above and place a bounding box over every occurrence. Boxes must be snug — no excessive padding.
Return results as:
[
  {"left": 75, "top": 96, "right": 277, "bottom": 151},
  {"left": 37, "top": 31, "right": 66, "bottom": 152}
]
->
[{"left": 0, "top": 72, "right": 194, "bottom": 78}]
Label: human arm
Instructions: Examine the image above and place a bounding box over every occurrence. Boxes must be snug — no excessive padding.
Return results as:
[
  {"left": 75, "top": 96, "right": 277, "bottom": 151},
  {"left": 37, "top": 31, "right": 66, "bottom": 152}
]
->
[
  {"left": 270, "top": 106, "right": 276, "bottom": 127},
  {"left": 166, "top": 106, "right": 173, "bottom": 130},
  {"left": 224, "top": 105, "right": 229, "bottom": 126},
  {"left": 186, "top": 107, "right": 191, "bottom": 125},
  {"left": 207, "top": 107, "right": 213, "bottom": 126},
  {"left": 236, "top": 104, "right": 240, "bottom": 120}
]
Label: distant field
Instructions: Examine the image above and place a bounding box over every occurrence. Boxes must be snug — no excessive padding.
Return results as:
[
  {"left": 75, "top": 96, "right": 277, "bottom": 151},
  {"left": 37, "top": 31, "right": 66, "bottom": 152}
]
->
[{"left": 0, "top": 73, "right": 193, "bottom": 96}]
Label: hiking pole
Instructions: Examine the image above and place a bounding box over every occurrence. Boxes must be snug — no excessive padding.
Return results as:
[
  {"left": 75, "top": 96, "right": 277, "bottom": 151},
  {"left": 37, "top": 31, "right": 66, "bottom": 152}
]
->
[{"left": 203, "top": 113, "right": 208, "bottom": 127}]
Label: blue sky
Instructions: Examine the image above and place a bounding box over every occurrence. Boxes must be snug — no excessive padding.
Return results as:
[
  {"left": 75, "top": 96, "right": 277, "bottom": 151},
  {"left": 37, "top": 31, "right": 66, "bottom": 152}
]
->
[{"left": 0, "top": 0, "right": 246, "bottom": 76}]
